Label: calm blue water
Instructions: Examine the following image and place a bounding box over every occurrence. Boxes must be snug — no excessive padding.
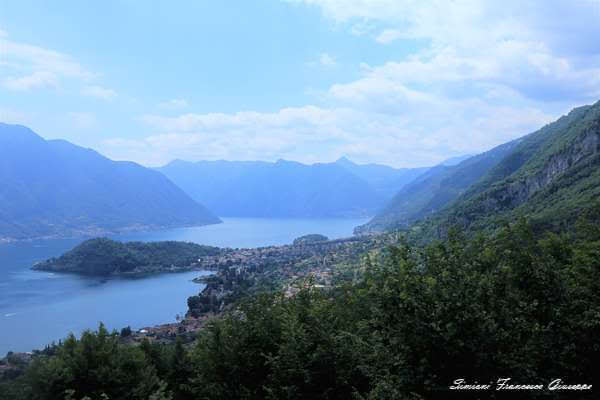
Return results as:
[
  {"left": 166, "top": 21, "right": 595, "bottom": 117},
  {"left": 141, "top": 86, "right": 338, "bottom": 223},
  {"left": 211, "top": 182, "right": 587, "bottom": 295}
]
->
[{"left": 0, "top": 217, "right": 367, "bottom": 355}]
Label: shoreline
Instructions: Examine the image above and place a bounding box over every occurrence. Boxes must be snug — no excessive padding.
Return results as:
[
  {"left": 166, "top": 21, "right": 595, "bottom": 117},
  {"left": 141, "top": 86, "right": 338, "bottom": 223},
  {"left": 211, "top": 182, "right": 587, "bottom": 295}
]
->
[
  {"left": 4, "top": 230, "right": 378, "bottom": 360},
  {"left": 0, "top": 269, "right": 214, "bottom": 357},
  {"left": 0, "top": 221, "right": 224, "bottom": 244},
  {"left": 1, "top": 231, "right": 392, "bottom": 381}
]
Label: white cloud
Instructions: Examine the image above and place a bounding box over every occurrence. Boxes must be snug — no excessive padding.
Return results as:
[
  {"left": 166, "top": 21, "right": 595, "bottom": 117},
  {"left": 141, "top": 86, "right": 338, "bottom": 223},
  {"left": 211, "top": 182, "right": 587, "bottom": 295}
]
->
[
  {"left": 0, "top": 30, "right": 97, "bottom": 92},
  {"left": 104, "top": 106, "right": 357, "bottom": 166},
  {"left": 3, "top": 71, "right": 58, "bottom": 90},
  {"left": 287, "top": 0, "right": 411, "bottom": 23},
  {"left": 292, "top": 0, "right": 600, "bottom": 102},
  {"left": 81, "top": 85, "right": 117, "bottom": 100},
  {"left": 158, "top": 98, "right": 189, "bottom": 109},
  {"left": 349, "top": 20, "right": 376, "bottom": 36},
  {"left": 90, "top": 2, "right": 600, "bottom": 166},
  {"left": 307, "top": 52, "right": 337, "bottom": 68},
  {"left": 375, "top": 29, "right": 404, "bottom": 44},
  {"left": 139, "top": 106, "right": 348, "bottom": 132},
  {"left": 319, "top": 53, "right": 337, "bottom": 67},
  {"left": 102, "top": 92, "right": 555, "bottom": 168}
]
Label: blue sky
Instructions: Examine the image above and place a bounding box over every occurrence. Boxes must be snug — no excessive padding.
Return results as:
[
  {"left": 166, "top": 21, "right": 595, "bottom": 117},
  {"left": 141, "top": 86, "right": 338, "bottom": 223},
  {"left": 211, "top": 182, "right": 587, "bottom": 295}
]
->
[{"left": 1, "top": 0, "right": 600, "bottom": 167}]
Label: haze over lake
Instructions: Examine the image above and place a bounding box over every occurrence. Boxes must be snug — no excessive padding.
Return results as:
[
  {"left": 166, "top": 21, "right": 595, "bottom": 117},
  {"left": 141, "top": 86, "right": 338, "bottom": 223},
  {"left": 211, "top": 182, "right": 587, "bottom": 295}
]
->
[{"left": 0, "top": 217, "right": 367, "bottom": 355}]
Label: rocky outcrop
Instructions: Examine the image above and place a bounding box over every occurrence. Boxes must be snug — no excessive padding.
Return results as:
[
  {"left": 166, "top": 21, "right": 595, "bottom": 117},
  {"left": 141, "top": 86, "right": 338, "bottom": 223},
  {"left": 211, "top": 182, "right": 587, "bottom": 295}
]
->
[{"left": 496, "top": 128, "right": 596, "bottom": 208}]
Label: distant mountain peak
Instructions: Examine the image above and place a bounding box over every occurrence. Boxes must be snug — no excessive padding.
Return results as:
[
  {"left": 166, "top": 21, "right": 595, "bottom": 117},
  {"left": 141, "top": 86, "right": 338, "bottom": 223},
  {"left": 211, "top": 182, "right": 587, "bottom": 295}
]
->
[
  {"left": 165, "top": 158, "right": 192, "bottom": 167},
  {"left": 335, "top": 156, "right": 356, "bottom": 167},
  {"left": 275, "top": 158, "right": 303, "bottom": 166},
  {"left": 0, "top": 122, "right": 46, "bottom": 144}
]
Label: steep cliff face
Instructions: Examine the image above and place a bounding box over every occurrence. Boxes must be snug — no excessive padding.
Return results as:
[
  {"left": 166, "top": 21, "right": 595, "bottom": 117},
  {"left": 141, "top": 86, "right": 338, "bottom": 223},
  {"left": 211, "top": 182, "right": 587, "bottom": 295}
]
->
[
  {"left": 524, "top": 127, "right": 596, "bottom": 194},
  {"left": 484, "top": 127, "right": 598, "bottom": 210},
  {"left": 420, "top": 101, "right": 600, "bottom": 236}
]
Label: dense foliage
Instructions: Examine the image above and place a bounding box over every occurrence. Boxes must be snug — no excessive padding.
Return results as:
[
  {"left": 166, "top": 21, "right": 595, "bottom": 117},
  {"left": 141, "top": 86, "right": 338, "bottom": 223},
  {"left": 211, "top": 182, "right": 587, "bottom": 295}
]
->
[
  {"left": 3, "top": 219, "right": 598, "bottom": 399},
  {"left": 34, "top": 238, "right": 224, "bottom": 275}
]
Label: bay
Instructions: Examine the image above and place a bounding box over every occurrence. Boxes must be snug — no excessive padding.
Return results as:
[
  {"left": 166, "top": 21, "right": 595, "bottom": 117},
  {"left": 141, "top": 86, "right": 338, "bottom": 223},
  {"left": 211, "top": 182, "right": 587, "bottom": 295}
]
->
[{"left": 0, "top": 217, "right": 367, "bottom": 355}]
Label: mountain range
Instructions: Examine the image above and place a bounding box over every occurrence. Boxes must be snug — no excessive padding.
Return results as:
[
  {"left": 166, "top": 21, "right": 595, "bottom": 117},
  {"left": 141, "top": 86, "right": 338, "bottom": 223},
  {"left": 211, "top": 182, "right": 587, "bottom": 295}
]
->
[
  {"left": 157, "top": 157, "right": 429, "bottom": 218},
  {"left": 0, "top": 123, "right": 220, "bottom": 241},
  {"left": 6, "top": 98, "right": 597, "bottom": 242}
]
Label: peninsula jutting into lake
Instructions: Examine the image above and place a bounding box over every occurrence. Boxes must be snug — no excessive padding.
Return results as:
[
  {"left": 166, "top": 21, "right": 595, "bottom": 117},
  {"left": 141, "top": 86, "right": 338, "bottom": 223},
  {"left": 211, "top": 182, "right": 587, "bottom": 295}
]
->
[
  {"left": 32, "top": 232, "right": 388, "bottom": 320},
  {"left": 32, "top": 238, "right": 226, "bottom": 276}
]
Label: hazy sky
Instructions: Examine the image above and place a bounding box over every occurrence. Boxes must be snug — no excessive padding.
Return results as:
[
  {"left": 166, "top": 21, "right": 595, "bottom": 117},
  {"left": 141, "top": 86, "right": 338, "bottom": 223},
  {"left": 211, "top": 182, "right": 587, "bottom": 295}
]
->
[{"left": 1, "top": 0, "right": 600, "bottom": 167}]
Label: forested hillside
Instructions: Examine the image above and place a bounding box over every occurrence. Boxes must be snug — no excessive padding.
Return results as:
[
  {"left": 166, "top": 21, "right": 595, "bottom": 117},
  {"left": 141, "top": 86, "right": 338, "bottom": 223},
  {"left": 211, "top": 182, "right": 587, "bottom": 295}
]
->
[
  {"left": 359, "top": 101, "right": 600, "bottom": 238},
  {"left": 2, "top": 215, "right": 598, "bottom": 399},
  {"left": 33, "top": 238, "right": 225, "bottom": 276},
  {"left": 416, "top": 101, "right": 600, "bottom": 239}
]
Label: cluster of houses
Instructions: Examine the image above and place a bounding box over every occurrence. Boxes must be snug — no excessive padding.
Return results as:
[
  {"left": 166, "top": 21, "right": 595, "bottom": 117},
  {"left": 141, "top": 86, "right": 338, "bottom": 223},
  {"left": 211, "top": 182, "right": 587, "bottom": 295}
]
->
[{"left": 130, "top": 233, "right": 399, "bottom": 344}]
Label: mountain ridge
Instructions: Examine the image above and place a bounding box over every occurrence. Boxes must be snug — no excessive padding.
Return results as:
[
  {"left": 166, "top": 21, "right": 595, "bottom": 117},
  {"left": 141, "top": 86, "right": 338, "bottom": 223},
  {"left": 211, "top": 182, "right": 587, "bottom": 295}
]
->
[
  {"left": 0, "top": 123, "right": 221, "bottom": 241},
  {"left": 156, "top": 157, "right": 432, "bottom": 218},
  {"left": 361, "top": 101, "right": 600, "bottom": 240}
]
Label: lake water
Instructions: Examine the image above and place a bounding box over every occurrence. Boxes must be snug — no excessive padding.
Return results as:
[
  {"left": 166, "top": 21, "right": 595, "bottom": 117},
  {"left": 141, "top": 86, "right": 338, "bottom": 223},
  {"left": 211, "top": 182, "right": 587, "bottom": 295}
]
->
[{"left": 0, "top": 217, "right": 367, "bottom": 355}]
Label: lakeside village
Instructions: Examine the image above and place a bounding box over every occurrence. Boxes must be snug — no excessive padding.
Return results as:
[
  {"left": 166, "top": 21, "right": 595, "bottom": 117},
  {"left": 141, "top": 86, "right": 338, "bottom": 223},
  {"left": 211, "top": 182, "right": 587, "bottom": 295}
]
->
[{"left": 125, "top": 233, "right": 395, "bottom": 344}]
